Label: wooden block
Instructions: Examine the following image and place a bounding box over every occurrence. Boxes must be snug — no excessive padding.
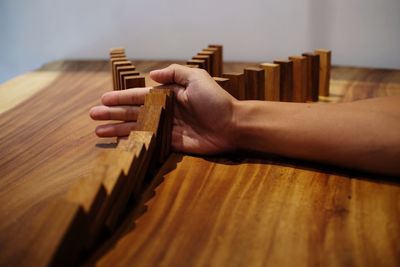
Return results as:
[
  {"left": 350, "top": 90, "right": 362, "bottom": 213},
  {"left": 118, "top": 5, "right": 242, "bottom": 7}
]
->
[
  {"left": 110, "top": 58, "right": 128, "bottom": 90},
  {"left": 144, "top": 91, "right": 168, "bottom": 163},
  {"left": 198, "top": 50, "right": 216, "bottom": 76},
  {"left": 222, "top": 73, "right": 245, "bottom": 100},
  {"left": 150, "top": 88, "right": 174, "bottom": 158},
  {"left": 185, "top": 64, "right": 199, "bottom": 68},
  {"left": 110, "top": 52, "right": 126, "bottom": 59},
  {"left": 288, "top": 56, "right": 308, "bottom": 102},
  {"left": 116, "top": 65, "right": 136, "bottom": 90},
  {"left": 187, "top": 59, "right": 206, "bottom": 70},
  {"left": 315, "top": 49, "right": 331, "bottom": 97},
  {"left": 106, "top": 132, "right": 155, "bottom": 230},
  {"left": 22, "top": 199, "right": 88, "bottom": 267},
  {"left": 214, "top": 77, "right": 230, "bottom": 93},
  {"left": 302, "top": 53, "right": 320, "bottom": 101},
  {"left": 120, "top": 70, "right": 139, "bottom": 90},
  {"left": 202, "top": 48, "right": 219, "bottom": 76},
  {"left": 259, "top": 63, "right": 280, "bottom": 101},
  {"left": 142, "top": 94, "right": 166, "bottom": 158},
  {"left": 193, "top": 55, "right": 210, "bottom": 73},
  {"left": 87, "top": 148, "right": 142, "bottom": 245},
  {"left": 110, "top": 47, "right": 125, "bottom": 55},
  {"left": 124, "top": 76, "right": 145, "bottom": 89},
  {"left": 65, "top": 167, "right": 107, "bottom": 226},
  {"left": 273, "top": 60, "right": 294, "bottom": 102},
  {"left": 110, "top": 56, "right": 127, "bottom": 62},
  {"left": 112, "top": 60, "right": 132, "bottom": 90},
  {"left": 109, "top": 47, "right": 125, "bottom": 60},
  {"left": 208, "top": 44, "right": 223, "bottom": 76},
  {"left": 244, "top": 67, "right": 265, "bottom": 100},
  {"left": 136, "top": 104, "right": 163, "bottom": 140},
  {"left": 135, "top": 104, "right": 165, "bottom": 187}
]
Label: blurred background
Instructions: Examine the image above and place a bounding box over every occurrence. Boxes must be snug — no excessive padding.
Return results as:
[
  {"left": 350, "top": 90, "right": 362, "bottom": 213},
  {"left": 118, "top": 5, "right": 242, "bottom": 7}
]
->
[{"left": 1, "top": 0, "right": 399, "bottom": 83}]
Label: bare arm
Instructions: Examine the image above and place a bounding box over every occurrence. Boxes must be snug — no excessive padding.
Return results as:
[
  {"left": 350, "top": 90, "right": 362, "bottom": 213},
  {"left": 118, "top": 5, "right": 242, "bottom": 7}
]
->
[
  {"left": 233, "top": 97, "right": 400, "bottom": 176},
  {"left": 90, "top": 64, "right": 400, "bottom": 176}
]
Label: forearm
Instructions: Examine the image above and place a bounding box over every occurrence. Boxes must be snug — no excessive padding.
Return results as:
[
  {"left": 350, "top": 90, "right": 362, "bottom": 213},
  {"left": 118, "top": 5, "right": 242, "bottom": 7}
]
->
[{"left": 233, "top": 97, "right": 400, "bottom": 176}]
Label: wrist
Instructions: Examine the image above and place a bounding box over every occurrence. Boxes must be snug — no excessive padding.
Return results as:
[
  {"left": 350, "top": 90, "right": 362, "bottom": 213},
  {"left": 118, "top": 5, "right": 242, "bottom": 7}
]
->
[{"left": 230, "top": 100, "right": 273, "bottom": 153}]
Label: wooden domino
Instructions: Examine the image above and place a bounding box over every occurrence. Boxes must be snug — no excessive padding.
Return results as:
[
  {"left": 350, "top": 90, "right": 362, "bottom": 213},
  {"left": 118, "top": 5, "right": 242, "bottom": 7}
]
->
[
  {"left": 188, "top": 44, "right": 223, "bottom": 76},
  {"left": 259, "top": 63, "right": 280, "bottom": 101},
  {"left": 198, "top": 50, "right": 216, "bottom": 76},
  {"left": 208, "top": 45, "right": 223, "bottom": 76},
  {"left": 116, "top": 65, "right": 136, "bottom": 90},
  {"left": 288, "top": 56, "right": 308, "bottom": 102},
  {"left": 214, "top": 77, "right": 231, "bottom": 92},
  {"left": 187, "top": 59, "right": 206, "bottom": 70},
  {"left": 106, "top": 132, "right": 155, "bottom": 230},
  {"left": 112, "top": 60, "right": 132, "bottom": 90},
  {"left": 110, "top": 47, "right": 125, "bottom": 55},
  {"left": 315, "top": 49, "right": 331, "bottom": 97},
  {"left": 124, "top": 75, "right": 145, "bottom": 89},
  {"left": 244, "top": 67, "right": 265, "bottom": 100},
  {"left": 185, "top": 64, "right": 199, "bottom": 68},
  {"left": 65, "top": 168, "right": 108, "bottom": 230},
  {"left": 144, "top": 90, "right": 170, "bottom": 162},
  {"left": 273, "top": 60, "right": 294, "bottom": 102},
  {"left": 150, "top": 88, "right": 174, "bottom": 159},
  {"left": 302, "top": 53, "right": 320, "bottom": 102},
  {"left": 192, "top": 55, "right": 210, "bottom": 73},
  {"left": 110, "top": 58, "right": 127, "bottom": 89},
  {"left": 87, "top": 162, "right": 132, "bottom": 245},
  {"left": 203, "top": 47, "right": 221, "bottom": 77},
  {"left": 222, "top": 73, "right": 245, "bottom": 100},
  {"left": 119, "top": 70, "right": 139, "bottom": 90}
]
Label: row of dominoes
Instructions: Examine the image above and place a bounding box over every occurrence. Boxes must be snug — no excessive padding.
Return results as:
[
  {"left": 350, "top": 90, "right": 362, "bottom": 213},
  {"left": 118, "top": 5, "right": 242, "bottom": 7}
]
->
[
  {"left": 110, "top": 48, "right": 145, "bottom": 90},
  {"left": 24, "top": 70, "right": 174, "bottom": 267},
  {"left": 186, "top": 45, "right": 331, "bottom": 102},
  {"left": 186, "top": 44, "right": 224, "bottom": 77}
]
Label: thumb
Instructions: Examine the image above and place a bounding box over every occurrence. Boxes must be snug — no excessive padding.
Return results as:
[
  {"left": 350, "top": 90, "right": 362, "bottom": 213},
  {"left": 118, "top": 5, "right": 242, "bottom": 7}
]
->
[{"left": 150, "top": 64, "right": 193, "bottom": 87}]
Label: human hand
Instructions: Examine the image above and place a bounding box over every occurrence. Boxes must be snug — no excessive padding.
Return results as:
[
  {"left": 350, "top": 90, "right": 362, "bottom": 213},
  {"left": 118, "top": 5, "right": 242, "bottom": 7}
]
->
[{"left": 90, "top": 64, "right": 239, "bottom": 154}]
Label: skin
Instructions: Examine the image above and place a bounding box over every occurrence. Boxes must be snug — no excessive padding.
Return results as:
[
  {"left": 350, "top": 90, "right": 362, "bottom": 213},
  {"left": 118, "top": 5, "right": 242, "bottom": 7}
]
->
[{"left": 90, "top": 64, "right": 400, "bottom": 176}]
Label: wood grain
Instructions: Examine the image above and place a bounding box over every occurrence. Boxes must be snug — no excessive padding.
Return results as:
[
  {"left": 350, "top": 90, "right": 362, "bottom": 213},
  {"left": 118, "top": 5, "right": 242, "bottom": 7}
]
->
[
  {"left": 273, "top": 60, "right": 294, "bottom": 102},
  {"left": 0, "top": 70, "right": 61, "bottom": 114},
  {"left": 112, "top": 60, "right": 131, "bottom": 90},
  {"left": 244, "top": 67, "right": 265, "bottom": 100},
  {"left": 289, "top": 56, "right": 308, "bottom": 102},
  {"left": 222, "top": 73, "right": 245, "bottom": 100},
  {"left": 302, "top": 53, "right": 320, "bottom": 102},
  {"left": 193, "top": 55, "right": 210, "bottom": 73},
  {"left": 198, "top": 50, "right": 216, "bottom": 76},
  {"left": 124, "top": 75, "right": 145, "bottom": 89},
  {"left": 259, "top": 63, "right": 280, "bottom": 101},
  {"left": 315, "top": 49, "right": 332, "bottom": 97},
  {"left": 187, "top": 59, "right": 206, "bottom": 70},
  {"left": 206, "top": 44, "right": 225, "bottom": 77},
  {"left": 96, "top": 154, "right": 400, "bottom": 267},
  {"left": 20, "top": 199, "right": 87, "bottom": 267},
  {"left": 0, "top": 60, "right": 399, "bottom": 267},
  {"left": 205, "top": 46, "right": 223, "bottom": 77},
  {"left": 214, "top": 77, "right": 231, "bottom": 93}
]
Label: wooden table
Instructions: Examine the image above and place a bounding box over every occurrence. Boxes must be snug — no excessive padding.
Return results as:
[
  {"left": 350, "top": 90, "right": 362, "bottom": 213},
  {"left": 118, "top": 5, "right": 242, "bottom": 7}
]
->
[{"left": 0, "top": 60, "right": 399, "bottom": 267}]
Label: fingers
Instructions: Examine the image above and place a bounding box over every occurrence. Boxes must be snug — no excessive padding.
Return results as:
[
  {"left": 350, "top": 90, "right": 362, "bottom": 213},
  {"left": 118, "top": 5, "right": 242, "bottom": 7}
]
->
[
  {"left": 90, "top": 105, "right": 140, "bottom": 121},
  {"left": 150, "top": 64, "right": 197, "bottom": 87},
  {"left": 95, "top": 122, "right": 137, "bottom": 137},
  {"left": 101, "top": 87, "right": 151, "bottom": 106}
]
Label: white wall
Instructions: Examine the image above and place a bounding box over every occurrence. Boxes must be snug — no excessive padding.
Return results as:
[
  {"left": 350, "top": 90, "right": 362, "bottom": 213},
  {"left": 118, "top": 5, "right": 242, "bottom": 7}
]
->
[{"left": 1, "top": 0, "right": 399, "bottom": 83}]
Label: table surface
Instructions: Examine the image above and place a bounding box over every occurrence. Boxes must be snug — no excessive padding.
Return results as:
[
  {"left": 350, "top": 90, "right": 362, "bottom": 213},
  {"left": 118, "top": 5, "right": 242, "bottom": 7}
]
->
[{"left": 0, "top": 60, "right": 399, "bottom": 267}]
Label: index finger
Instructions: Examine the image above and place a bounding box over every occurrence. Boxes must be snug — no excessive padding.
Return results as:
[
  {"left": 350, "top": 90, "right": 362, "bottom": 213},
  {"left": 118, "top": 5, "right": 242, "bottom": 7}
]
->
[{"left": 101, "top": 87, "right": 152, "bottom": 106}]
